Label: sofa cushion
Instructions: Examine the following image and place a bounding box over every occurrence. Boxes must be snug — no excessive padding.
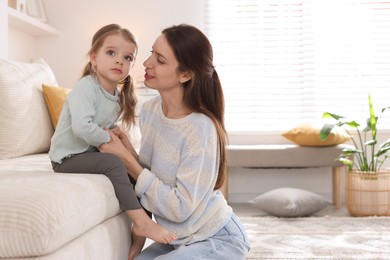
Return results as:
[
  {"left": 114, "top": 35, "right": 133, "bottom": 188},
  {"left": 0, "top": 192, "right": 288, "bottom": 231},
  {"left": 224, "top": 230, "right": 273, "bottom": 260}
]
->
[
  {"left": 0, "top": 59, "right": 57, "bottom": 159},
  {"left": 0, "top": 154, "right": 122, "bottom": 258},
  {"left": 42, "top": 84, "right": 71, "bottom": 128}
]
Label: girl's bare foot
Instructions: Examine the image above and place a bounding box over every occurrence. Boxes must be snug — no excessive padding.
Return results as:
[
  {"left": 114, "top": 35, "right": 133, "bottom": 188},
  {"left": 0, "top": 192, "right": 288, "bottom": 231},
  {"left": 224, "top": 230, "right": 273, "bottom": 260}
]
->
[
  {"left": 132, "top": 218, "right": 177, "bottom": 243},
  {"left": 127, "top": 209, "right": 177, "bottom": 244},
  {"left": 128, "top": 230, "right": 145, "bottom": 260}
]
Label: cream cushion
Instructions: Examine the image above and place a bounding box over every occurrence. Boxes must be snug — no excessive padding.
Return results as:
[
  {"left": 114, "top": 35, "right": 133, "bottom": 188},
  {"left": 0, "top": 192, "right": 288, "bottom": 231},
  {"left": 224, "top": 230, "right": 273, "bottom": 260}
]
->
[
  {"left": 0, "top": 59, "right": 57, "bottom": 159},
  {"left": 0, "top": 154, "right": 123, "bottom": 258}
]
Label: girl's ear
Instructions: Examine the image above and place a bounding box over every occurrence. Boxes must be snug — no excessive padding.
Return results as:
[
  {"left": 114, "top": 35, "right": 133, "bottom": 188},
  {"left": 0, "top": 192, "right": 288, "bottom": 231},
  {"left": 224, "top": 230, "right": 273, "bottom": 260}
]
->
[
  {"left": 179, "top": 71, "right": 194, "bottom": 84},
  {"left": 90, "top": 52, "right": 97, "bottom": 66}
]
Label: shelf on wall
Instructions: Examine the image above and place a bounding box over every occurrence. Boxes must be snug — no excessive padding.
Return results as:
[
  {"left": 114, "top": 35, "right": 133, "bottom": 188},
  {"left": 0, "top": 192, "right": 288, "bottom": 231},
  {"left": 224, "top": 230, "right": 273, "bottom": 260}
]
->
[{"left": 7, "top": 7, "right": 58, "bottom": 37}]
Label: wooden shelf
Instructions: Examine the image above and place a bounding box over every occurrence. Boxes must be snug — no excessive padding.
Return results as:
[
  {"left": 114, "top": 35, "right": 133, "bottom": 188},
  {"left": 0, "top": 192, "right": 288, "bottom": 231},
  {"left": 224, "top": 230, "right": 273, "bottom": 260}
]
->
[{"left": 7, "top": 7, "right": 58, "bottom": 37}]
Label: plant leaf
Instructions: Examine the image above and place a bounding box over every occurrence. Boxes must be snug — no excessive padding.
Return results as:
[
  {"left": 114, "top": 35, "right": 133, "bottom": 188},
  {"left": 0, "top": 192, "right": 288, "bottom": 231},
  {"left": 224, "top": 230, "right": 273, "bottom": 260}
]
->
[
  {"left": 376, "top": 146, "right": 390, "bottom": 157},
  {"left": 365, "top": 140, "right": 377, "bottom": 146},
  {"left": 342, "top": 147, "right": 359, "bottom": 155},
  {"left": 339, "top": 157, "right": 353, "bottom": 166},
  {"left": 320, "top": 124, "right": 334, "bottom": 140},
  {"left": 368, "top": 95, "right": 377, "bottom": 139},
  {"left": 381, "top": 106, "right": 390, "bottom": 114},
  {"left": 376, "top": 140, "right": 390, "bottom": 157},
  {"left": 343, "top": 120, "right": 360, "bottom": 128},
  {"left": 322, "top": 112, "right": 344, "bottom": 120},
  {"left": 379, "top": 139, "right": 390, "bottom": 149},
  {"left": 363, "top": 117, "right": 373, "bottom": 132}
]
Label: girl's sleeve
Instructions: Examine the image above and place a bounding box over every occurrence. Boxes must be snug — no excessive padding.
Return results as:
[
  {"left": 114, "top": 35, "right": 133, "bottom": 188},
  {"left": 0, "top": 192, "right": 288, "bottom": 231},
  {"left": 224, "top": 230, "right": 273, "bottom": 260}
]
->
[{"left": 67, "top": 81, "right": 110, "bottom": 147}]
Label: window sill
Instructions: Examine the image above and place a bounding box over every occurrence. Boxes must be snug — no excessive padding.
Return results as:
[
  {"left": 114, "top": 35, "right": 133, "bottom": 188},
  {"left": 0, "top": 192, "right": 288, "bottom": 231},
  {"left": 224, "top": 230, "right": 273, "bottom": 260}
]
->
[{"left": 227, "top": 129, "right": 390, "bottom": 145}]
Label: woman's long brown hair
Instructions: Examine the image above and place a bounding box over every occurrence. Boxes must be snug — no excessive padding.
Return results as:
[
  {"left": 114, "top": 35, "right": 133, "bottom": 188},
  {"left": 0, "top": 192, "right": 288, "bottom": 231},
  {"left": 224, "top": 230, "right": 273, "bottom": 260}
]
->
[{"left": 162, "top": 24, "right": 227, "bottom": 190}]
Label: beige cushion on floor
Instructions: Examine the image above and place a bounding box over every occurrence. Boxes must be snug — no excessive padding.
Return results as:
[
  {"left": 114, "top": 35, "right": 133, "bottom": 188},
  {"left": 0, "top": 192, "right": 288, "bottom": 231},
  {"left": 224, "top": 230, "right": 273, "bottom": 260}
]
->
[
  {"left": 0, "top": 59, "right": 57, "bottom": 159},
  {"left": 0, "top": 154, "right": 122, "bottom": 258},
  {"left": 249, "top": 187, "right": 331, "bottom": 217}
]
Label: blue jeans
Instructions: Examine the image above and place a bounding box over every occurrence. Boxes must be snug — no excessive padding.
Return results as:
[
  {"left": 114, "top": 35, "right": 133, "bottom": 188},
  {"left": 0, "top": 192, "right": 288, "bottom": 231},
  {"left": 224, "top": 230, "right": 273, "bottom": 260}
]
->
[{"left": 134, "top": 213, "right": 250, "bottom": 260}]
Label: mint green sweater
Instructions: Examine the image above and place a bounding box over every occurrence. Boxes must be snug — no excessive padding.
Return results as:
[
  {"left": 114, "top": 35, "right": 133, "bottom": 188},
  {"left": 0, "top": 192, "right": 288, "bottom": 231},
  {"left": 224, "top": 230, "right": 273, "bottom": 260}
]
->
[
  {"left": 135, "top": 97, "right": 232, "bottom": 245},
  {"left": 49, "top": 75, "right": 119, "bottom": 163}
]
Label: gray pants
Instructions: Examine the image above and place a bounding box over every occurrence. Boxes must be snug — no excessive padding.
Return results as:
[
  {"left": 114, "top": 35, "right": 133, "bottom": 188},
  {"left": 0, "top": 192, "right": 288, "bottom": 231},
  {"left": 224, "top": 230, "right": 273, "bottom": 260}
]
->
[{"left": 51, "top": 151, "right": 142, "bottom": 211}]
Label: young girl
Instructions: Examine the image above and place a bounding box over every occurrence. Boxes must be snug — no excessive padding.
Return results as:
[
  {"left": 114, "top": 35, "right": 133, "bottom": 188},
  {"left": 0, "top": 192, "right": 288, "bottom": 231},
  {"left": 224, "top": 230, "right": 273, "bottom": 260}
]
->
[
  {"left": 99, "top": 24, "right": 250, "bottom": 260},
  {"left": 48, "top": 24, "right": 177, "bottom": 246}
]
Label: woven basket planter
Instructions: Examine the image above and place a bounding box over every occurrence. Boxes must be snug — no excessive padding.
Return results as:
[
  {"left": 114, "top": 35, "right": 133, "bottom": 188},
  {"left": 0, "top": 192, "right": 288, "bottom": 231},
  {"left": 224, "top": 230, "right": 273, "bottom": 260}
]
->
[{"left": 345, "top": 170, "right": 390, "bottom": 216}]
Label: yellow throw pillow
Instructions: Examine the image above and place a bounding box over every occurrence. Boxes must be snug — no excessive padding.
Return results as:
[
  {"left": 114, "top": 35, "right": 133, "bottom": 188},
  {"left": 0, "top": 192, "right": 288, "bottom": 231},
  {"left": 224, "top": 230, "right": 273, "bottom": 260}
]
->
[
  {"left": 281, "top": 124, "right": 350, "bottom": 147},
  {"left": 42, "top": 84, "right": 71, "bottom": 129}
]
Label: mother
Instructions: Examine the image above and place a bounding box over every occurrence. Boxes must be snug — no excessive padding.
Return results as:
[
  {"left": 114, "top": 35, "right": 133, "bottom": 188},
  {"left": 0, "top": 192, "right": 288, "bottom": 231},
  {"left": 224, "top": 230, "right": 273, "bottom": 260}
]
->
[{"left": 100, "top": 24, "right": 250, "bottom": 260}]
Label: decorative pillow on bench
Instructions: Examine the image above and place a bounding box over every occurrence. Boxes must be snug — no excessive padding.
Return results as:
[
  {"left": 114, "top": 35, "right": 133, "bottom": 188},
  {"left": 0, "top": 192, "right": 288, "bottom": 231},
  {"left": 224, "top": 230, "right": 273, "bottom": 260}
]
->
[{"left": 282, "top": 124, "right": 350, "bottom": 147}]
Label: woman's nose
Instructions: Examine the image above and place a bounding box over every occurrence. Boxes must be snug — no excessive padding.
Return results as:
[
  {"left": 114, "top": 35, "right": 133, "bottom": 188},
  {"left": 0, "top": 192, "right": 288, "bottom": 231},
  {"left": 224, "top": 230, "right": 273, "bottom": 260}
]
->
[
  {"left": 143, "top": 57, "right": 151, "bottom": 68},
  {"left": 116, "top": 61, "right": 123, "bottom": 65}
]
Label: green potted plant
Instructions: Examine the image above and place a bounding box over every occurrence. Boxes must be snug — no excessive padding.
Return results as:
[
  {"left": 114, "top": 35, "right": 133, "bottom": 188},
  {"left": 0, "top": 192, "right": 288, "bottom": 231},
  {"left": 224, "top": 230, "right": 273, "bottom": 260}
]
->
[{"left": 320, "top": 95, "right": 390, "bottom": 216}]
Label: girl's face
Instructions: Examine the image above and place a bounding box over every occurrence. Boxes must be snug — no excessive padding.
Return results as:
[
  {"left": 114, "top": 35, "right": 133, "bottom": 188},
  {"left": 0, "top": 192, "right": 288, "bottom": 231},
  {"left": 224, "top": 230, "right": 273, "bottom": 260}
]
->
[
  {"left": 143, "top": 34, "right": 190, "bottom": 93},
  {"left": 90, "top": 34, "right": 136, "bottom": 92}
]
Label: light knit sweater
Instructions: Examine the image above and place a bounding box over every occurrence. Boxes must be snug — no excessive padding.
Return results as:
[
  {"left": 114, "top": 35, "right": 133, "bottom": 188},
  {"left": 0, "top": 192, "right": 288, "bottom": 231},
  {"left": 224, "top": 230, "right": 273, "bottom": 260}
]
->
[
  {"left": 135, "top": 96, "right": 232, "bottom": 245},
  {"left": 49, "top": 75, "right": 120, "bottom": 163}
]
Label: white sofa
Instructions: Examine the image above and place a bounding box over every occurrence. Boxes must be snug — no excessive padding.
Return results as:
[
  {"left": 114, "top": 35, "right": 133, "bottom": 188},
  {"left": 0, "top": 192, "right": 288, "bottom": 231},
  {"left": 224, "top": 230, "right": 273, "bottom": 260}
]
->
[{"left": 0, "top": 59, "right": 132, "bottom": 259}]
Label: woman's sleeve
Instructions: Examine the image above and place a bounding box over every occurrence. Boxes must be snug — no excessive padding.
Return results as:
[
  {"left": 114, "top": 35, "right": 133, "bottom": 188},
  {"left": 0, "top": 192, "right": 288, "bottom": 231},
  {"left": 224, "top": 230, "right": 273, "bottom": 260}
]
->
[{"left": 135, "top": 120, "right": 219, "bottom": 222}]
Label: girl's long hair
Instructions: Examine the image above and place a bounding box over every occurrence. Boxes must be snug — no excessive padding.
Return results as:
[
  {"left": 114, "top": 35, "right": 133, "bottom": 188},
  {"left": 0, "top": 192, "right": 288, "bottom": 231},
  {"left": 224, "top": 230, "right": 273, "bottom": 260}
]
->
[
  {"left": 81, "top": 24, "right": 137, "bottom": 130},
  {"left": 162, "top": 24, "right": 227, "bottom": 190}
]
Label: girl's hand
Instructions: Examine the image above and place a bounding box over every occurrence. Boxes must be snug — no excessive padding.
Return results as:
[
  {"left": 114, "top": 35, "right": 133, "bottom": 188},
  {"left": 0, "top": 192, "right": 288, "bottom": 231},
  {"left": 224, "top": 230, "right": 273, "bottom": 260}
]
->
[
  {"left": 99, "top": 131, "right": 130, "bottom": 160},
  {"left": 110, "top": 126, "right": 128, "bottom": 140}
]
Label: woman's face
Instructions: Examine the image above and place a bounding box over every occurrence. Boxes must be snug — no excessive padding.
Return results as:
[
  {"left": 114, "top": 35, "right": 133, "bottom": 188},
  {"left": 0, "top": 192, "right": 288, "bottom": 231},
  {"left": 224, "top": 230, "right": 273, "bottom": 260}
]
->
[{"left": 143, "top": 34, "right": 189, "bottom": 92}]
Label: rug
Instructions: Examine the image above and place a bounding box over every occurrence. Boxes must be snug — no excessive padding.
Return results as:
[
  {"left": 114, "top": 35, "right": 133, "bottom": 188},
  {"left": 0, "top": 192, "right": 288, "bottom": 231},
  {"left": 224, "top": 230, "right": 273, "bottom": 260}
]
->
[{"left": 241, "top": 215, "right": 390, "bottom": 259}]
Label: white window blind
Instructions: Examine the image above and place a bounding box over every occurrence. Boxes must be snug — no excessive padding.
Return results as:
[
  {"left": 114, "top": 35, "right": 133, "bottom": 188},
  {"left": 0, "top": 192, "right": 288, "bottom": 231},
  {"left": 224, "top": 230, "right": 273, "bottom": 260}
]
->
[{"left": 205, "top": 0, "right": 390, "bottom": 132}]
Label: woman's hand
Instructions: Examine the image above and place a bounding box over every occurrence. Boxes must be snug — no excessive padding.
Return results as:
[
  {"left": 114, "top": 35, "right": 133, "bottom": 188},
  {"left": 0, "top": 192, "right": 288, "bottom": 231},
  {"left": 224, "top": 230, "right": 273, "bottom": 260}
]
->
[
  {"left": 99, "top": 131, "right": 129, "bottom": 160},
  {"left": 110, "top": 126, "right": 139, "bottom": 160},
  {"left": 99, "top": 131, "right": 143, "bottom": 180}
]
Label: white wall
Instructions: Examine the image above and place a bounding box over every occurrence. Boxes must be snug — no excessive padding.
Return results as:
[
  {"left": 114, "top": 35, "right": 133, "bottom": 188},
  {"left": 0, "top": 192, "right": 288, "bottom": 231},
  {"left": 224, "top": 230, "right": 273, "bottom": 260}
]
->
[
  {"left": 8, "top": 28, "right": 37, "bottom": 61},
  {"left": 0, "top": 0, "right": 7, "bottom": 58},
  {"left": 30, "top": 0, "right": 205, "bottom": 89}
]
